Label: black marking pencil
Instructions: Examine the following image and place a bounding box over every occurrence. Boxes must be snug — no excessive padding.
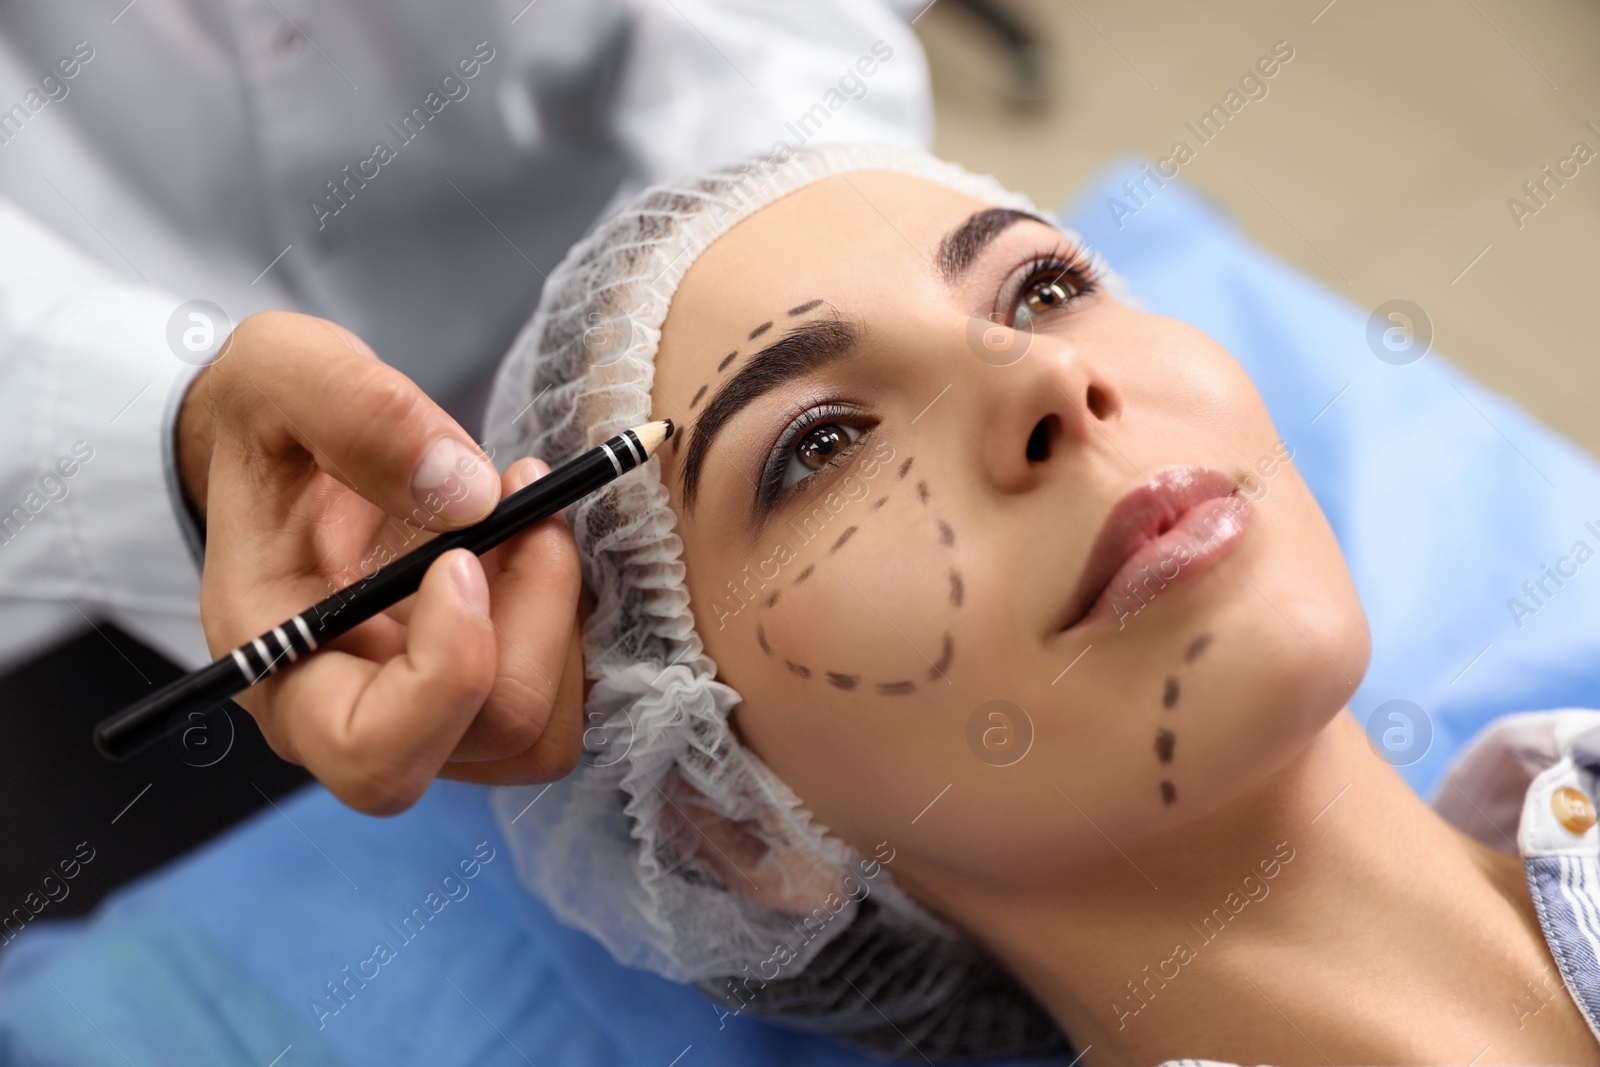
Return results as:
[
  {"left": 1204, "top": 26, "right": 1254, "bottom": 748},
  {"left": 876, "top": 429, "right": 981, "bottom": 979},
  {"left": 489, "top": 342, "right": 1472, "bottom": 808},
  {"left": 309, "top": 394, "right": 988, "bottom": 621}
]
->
[{"left": 93, "top": 419, "right": 673, "bottom": 762}]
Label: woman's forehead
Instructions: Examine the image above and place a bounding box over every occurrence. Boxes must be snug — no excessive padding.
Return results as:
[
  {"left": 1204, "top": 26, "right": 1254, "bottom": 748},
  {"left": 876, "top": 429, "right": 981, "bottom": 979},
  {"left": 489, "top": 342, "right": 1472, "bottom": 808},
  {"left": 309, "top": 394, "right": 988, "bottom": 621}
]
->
[
  {"left": 649, "top": 171, "right": 1056, "bottom": 411},
  {"left": 649, "top": 171, "right": 1039, "bottom": 497},
  {"left": 684, "top": 171, "right": 997, "bottom": 295}
]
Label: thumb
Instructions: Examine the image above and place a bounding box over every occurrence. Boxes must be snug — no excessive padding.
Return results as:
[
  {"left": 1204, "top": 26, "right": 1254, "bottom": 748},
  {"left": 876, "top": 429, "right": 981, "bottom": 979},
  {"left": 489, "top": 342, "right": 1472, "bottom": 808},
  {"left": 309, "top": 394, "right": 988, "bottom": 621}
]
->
[
  {"left": 408, "top": 430, "right": 501, "bottom": 529},
  {"left": 216, "top": 312, "right": 502, "bottom": 530}
]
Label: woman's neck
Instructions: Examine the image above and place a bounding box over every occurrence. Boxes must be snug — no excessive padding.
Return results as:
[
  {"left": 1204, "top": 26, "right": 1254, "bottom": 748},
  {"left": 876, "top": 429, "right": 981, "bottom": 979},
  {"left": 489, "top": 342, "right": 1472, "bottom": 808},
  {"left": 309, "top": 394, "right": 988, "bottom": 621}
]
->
[{"left": 921, "top": 710, "right": 1600, "bottom": 1067}]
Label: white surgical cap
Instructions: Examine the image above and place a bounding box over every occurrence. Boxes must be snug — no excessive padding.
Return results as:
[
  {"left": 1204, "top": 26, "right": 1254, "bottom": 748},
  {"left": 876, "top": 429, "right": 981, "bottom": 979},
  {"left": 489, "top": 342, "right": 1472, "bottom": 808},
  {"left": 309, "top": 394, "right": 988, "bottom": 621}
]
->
[{"left": 483, "top": 143, "right": 1079, "bottom": 1059}]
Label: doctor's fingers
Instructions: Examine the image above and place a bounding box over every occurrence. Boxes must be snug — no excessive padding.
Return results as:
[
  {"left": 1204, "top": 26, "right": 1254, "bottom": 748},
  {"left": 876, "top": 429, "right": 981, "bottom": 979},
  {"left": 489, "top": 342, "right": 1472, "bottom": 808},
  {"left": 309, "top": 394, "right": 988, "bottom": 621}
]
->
[
  {"left": 247, "top": 548, "right": 500, "bottom": 817},
  {"left": 207, "top": 310, "right": 500, "bottom": 533},
  {"left": 197, "top": 433, "right": 403, "bottom": 663},
  {"left": 368, "top": 457, "right": 586, "bottom": 771},
  {"left": 439, "top": 613, "right": 586, "bottom": 786},
  {"left": 438, "top": 457, "right": 584, "bottom": 764}
]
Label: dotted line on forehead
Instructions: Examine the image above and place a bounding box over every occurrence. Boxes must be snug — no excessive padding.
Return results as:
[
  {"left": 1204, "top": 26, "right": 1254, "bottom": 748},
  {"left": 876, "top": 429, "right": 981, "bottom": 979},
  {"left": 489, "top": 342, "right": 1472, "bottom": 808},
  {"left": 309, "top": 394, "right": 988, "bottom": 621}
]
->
[{"left": 675, "top": 298, "right": 831, "bottom": 455}]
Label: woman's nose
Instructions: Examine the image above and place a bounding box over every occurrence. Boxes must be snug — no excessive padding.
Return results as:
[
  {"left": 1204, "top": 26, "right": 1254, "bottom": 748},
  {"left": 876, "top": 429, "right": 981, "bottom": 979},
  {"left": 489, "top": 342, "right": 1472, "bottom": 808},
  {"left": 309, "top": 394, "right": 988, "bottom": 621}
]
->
[{"left": 978, "top": 335, "right": 1121, "bottom": 494}]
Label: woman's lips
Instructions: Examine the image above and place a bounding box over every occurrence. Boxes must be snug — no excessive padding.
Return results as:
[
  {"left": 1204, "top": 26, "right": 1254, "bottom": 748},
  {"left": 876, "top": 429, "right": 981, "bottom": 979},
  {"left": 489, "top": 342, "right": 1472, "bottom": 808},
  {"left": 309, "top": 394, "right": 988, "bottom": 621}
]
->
[{"left": 1057, "top": 466, "right": 1253, "bottom": 632}]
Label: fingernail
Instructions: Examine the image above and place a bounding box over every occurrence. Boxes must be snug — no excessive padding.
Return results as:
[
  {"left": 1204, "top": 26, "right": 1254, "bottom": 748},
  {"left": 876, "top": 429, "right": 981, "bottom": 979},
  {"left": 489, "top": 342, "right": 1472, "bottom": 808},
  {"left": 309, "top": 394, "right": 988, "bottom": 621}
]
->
[
  {"left": 413, "top": 437, "right": 499, "bottom": 526},
  {"left": 451, "top": 551, "right": 490, "bottom": 616}
]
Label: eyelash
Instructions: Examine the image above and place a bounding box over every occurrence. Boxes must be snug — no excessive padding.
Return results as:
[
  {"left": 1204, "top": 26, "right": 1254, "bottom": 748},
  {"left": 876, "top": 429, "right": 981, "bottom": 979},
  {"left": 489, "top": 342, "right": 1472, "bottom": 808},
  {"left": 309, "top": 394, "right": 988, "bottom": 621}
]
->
[
  {"left": 751, "top": 239, "right": 1102, "bottom": 518},
  {"left": 1001, "top": 244, "right": 1103, "bottom": 324}
]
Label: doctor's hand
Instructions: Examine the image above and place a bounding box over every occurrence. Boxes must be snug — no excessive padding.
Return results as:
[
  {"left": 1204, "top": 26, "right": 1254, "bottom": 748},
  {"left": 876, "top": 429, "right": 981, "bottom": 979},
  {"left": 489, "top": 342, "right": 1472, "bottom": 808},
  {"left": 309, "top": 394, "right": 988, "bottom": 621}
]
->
[{"left": 176, "top": 310, "right": 587, "bottom": 815}]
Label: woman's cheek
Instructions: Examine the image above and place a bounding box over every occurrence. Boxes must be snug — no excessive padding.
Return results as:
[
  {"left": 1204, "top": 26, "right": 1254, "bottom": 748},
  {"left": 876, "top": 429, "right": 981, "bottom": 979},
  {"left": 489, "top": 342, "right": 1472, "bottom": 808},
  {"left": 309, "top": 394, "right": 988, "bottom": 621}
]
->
[{"left": 731, "top": 456, "right": 971, "bottom": 703}]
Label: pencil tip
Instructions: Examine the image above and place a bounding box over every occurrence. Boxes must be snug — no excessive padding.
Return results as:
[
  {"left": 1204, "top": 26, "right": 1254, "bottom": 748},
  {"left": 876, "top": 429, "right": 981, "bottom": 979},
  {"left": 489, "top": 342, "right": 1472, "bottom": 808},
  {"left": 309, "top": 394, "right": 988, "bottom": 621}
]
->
[{"left": 633, "top": 420, "right": 674, "bottom": 456}]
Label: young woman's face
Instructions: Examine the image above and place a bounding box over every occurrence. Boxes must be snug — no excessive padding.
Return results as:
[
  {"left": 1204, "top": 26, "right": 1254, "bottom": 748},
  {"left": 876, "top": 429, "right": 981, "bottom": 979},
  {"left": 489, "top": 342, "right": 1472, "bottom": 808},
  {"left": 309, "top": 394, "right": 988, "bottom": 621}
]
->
[{"left": 648, "top": 170, "right": 1370, "bottom": 896}]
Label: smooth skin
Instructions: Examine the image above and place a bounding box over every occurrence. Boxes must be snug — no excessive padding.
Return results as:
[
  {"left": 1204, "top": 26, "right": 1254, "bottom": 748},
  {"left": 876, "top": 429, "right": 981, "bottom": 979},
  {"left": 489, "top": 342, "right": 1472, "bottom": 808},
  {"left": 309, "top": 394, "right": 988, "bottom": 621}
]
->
[
  {"left": 177, "top": 311, "right": 587, "bottom": 817},
  {"left": 646, "top": 171, "right": 1600, "bottom": 1066}
]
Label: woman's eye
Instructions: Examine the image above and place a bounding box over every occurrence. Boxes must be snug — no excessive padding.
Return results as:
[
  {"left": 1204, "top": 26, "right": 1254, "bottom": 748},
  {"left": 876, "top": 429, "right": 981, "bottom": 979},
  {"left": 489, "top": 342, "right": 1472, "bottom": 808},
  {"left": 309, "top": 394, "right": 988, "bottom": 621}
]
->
[
  {"left": 782, "top": 422, "right": 860, "bottom": 490},
  {"left": 1013, "top": 273, "right": 1083, "bottom": 331},
  {"left": 754, "top": 404, "right": 873, "bottom": 518}
]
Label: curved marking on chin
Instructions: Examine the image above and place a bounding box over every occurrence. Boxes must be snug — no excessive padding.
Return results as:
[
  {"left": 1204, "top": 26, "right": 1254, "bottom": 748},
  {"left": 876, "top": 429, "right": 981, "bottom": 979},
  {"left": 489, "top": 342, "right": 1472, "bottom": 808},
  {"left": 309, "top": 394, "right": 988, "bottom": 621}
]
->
[{"left": 1155, "top": 728, "right": 1176, "bottom": 764}]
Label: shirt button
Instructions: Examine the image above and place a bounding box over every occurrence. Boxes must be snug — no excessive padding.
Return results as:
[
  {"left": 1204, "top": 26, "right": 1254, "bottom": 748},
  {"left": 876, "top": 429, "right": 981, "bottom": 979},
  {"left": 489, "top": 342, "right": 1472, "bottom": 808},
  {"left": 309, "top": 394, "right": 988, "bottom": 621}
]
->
[{"left": 1552, "top": 786, "right": 1596, "bottom": 835}]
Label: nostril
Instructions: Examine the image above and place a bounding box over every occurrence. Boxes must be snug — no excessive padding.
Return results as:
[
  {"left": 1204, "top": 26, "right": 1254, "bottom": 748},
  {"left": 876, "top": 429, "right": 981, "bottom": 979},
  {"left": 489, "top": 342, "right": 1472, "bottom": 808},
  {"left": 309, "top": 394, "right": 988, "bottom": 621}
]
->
[{"left": 1026, "top": 415, "right": 1058, "bottom": 463}]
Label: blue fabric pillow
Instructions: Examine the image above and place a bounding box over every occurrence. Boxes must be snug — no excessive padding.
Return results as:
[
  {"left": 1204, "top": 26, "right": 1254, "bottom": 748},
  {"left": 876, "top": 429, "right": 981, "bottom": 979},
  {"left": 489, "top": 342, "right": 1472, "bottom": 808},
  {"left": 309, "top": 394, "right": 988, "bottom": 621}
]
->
[{"left": 3, "top": 160, "right": 1597, "bottom": 1066}]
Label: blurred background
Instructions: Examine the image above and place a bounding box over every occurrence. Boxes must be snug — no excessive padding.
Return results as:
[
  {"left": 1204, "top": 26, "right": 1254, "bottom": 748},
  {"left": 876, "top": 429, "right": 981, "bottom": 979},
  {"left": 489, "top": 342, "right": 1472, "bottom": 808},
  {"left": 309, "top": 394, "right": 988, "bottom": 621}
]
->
[{"left": 5, "top": 0, "right": 1597, "bottom": 920}]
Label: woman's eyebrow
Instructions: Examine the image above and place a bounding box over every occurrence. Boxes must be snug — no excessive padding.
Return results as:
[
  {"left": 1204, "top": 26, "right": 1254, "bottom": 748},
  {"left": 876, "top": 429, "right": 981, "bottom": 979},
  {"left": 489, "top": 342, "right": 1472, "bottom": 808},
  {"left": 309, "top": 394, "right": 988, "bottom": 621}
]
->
[
  {"left": 679, "top": 318, "right": 859, "bottom": 511},
  {"left": 935, "top": 207, "right": 1055, "bottom": 285}
]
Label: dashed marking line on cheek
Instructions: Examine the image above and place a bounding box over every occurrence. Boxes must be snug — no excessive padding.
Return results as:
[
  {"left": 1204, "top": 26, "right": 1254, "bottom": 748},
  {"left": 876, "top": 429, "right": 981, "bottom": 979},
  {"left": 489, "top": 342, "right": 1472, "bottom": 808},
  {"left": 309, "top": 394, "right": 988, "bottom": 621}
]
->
[
  {"left": 1155, "top": 729, "right": 1176, "bottom": 764},
  {"left": 897, "top": 457, "right": 914, "bottom": 479},
  {"left": 717, "top": 350, "right": 739, "bottom": 372},
  {"left": 870, "top": 496, "right": 889, "bottom": 511},
  {"left": 689, "top": 383, "right": 708, "bottom": 410},
  {"left": 748, "top": 321, "right": 773, "bottom": 340},
  {"left": 746, "top": 456, "right": 965, "bottom": 695},
  {"left": 787, "top": 299, "right": 823, "bottom": 317},
  {"left": 1161, "top": 781, "right": 1177, "bottom": 805},
  {"left": 926, "top": 632, "right": 953, "bottom": 682},
  {"left": 1163, "top": 677, "right": 1180, "bottom": 709},
  {"left": 1185, "top": 632, "right": 1214, "bottom": 662}
]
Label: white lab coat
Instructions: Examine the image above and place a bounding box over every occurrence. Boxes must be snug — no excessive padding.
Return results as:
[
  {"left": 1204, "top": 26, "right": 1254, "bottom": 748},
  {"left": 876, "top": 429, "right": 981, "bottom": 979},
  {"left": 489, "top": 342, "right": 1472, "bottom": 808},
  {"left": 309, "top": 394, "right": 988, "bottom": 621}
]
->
[{"left": 0, "top": 0, "right": 931, "bottom": 672}]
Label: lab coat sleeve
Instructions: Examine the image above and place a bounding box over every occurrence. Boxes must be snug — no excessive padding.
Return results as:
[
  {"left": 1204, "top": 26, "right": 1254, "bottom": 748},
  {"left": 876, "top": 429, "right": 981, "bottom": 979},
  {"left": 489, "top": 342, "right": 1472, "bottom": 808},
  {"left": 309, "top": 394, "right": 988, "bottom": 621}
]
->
[
  {"left": 610, "top": 0, "right": 933, "bottom": 196},
  {"left": 0, "top": 194, "right": 210, "bottom": 673}
]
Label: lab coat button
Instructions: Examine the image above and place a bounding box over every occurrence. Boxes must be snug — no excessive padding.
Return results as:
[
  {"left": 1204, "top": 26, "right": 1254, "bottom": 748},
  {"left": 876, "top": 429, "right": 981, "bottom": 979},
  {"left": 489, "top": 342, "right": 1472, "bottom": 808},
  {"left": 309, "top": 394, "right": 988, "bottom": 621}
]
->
[{"left": 1552, "top": 786, "right": 1596, "bottom": 835}]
